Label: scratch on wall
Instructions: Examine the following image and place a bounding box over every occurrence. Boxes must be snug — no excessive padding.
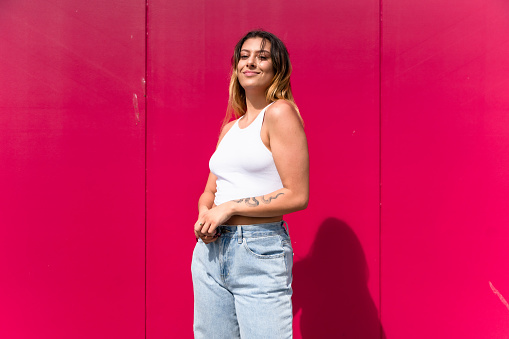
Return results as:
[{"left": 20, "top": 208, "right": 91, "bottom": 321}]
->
[
  {"left": 133, "top": 93, "right": 140, "bottom": 124},
  {"left": 489, "top": 281, "right": 509, "bottom": 311},
  {"left": 141, "top": 78, "right": 146, "bottom": 97}
]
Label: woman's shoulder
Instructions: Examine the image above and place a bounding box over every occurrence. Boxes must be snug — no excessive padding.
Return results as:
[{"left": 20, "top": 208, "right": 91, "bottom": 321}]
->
[
  {"left": 217, "top": 119, "right": 237, "bottom": 144},
  {"left": 265, "top": 100, "right": 301, "bottom": 125},
  {"left": 268, "top": 99, "right": 296, "bottom": 111},
  {"left": 221, "top": 119, "right": 237, "bottom": 133}
]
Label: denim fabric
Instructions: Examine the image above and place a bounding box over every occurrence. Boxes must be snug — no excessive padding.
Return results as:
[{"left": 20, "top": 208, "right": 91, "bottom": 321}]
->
[{"left": 191, "top": 221, "right": 293, "bottom": 339}]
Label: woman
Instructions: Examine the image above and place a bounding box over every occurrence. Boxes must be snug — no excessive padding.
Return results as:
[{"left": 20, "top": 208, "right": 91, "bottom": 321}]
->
[{"left": 192, "top": 30, "right": 309, "bottom": 339}]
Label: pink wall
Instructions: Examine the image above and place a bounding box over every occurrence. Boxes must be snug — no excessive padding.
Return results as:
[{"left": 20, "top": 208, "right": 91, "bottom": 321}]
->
[
  {"left": 381, "top": 0, "right": 509, "bottom": 337},
  {"left": 0, "top": 1, "right": 146, "bottom": 338},
  {"left": 1, "top": 0, "right": 508, "bottom": 338}
]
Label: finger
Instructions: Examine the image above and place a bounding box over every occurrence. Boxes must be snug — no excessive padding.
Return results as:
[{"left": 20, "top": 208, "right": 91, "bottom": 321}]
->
[
  {"left": 201, "top": 222, "right": 211, "bottom": 235},
  {"left": 205, "top": 222, "right": 218, "bottom": 235},
  {"left": 202, "top": 236, "right": 217, "bottom": 244},
  {"left": 205, "top": 225, "right": 217, "bottom": 237},
  {"left": 195, "top": 221, "right": 204, "bottom": 232}
]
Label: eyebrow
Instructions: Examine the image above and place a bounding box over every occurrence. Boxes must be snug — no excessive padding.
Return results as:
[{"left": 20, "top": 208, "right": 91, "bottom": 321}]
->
[{"left": 240, "top": 49, "right": 271, "bottom": 54}]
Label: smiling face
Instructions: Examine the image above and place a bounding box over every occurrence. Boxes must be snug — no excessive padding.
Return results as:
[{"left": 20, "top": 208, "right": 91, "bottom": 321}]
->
[{"left": 236, "top": 37, "right": 275, "bottom": 93}]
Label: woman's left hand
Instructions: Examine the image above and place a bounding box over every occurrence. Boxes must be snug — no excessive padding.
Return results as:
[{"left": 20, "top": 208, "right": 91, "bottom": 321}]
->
[
  {"left": 194, "top": 228, "right": 218, "bottom": 244},
  {"left": 195, "top": 202, "right": 233, "bottom": 237}
]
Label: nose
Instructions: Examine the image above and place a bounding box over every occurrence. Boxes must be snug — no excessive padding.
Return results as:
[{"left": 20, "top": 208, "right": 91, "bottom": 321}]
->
[{"left": 246, "top": 55, "right": 257, "bottom": 67}]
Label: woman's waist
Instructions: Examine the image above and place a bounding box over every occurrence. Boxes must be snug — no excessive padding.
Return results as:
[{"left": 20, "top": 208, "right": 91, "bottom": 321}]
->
[
  {"left": 217, "top": 220, "right": 287, "bottom": 237},
  {"left": 223, "top": 215, "right": 283, "bottom": 226}
]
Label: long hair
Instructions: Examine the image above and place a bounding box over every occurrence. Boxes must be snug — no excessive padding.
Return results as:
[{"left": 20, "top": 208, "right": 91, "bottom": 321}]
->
[{"left": 223, "top": 30, "right": 301, "bottom": 129}]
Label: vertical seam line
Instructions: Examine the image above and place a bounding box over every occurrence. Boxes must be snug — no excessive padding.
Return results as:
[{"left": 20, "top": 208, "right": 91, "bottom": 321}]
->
[
  {"left": 379, "top": 0, "right": 383, "bottom": 336},
  {"left": 144, "top": 0, "right": 149, "bottom": 338}
]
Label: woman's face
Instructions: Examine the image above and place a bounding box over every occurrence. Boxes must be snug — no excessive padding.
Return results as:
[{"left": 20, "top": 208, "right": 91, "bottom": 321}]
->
[{"left": 237, "top": 37, "right": 274, "bottom": 93}]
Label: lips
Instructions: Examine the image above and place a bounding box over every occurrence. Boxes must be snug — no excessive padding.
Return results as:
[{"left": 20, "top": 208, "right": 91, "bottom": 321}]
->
[{"left": 243, "top": 71, "right": 260, "bottom": 76}]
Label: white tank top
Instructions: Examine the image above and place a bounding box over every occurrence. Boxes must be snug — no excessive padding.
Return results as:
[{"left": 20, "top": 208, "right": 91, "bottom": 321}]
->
[{"left": 209, "top": 103, "right": 283, "bottom": 206}]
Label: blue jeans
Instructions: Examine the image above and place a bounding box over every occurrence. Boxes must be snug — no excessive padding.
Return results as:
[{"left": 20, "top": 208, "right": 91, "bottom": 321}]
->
[{"left": 191, "top": 221, "right": 293, "bottom": 339}]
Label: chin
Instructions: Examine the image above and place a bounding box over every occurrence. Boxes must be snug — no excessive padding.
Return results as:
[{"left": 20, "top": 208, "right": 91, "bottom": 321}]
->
[{"left": 240, "top": 82, "right": 269, "bottom": 91}]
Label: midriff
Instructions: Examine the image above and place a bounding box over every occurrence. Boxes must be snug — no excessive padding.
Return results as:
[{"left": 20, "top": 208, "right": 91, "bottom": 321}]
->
[{"left": 225, "top": 215, "right": 283, "bottom": 226}]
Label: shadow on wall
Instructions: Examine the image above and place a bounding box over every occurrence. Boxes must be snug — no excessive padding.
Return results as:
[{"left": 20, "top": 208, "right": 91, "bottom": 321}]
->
[{"left": 293, "top": 217, "right": 386, "bottom": 338}]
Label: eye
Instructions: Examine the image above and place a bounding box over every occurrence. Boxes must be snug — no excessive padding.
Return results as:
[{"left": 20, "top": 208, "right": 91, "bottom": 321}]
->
[
  {"left": 258, "top": 52, "right": 269, "bottom": 61},
  {"left": 240, "top": 55, "right": 248, "bottom": 60}
]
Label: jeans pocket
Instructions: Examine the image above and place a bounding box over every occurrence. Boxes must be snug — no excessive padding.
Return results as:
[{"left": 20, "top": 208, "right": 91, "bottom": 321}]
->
[
  {"left": 281, "top": 238, "right": 293, "bottom": 278},
  {"left": 243, "top": 235, "right": 285, "bottom": 259}
]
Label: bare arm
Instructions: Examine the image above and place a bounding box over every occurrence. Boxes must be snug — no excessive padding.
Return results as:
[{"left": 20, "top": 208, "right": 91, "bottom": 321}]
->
[
  {"left": 194, "top": 121, "right": 235, "bottom": 243},
  {"left": 197, "top": 172, "right": 217, "bottom": 214},
  {"left": 198, "top": 101, "right": 309, "bottom": 235}
]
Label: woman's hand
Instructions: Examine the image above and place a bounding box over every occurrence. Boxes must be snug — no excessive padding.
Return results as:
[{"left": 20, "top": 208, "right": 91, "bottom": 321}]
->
[
  {"left": 194, "top": 202, "right": 234, "bottom": 242},
  {"left": 194, "top": 226, "right": 218, "bottom": 244},
  {"left": 194, "top": 208, "right": 218, "bottom": 244}
]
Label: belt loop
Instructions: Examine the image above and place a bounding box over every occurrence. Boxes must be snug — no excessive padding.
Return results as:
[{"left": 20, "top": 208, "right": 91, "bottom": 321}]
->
[
  {"left": 237, "top": 226, "right": 243, "bottom": 244},
  {"left": 282, "top": 220, "right": 289, "bottom": 236}
]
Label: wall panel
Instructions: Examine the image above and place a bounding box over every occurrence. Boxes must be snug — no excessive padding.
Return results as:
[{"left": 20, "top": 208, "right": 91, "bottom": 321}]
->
[
  {"left": 0, "top": 1, "right": 146, "bottom": 338},
  {"left": 381, "top": 0, "right": 509, "bottom": 337}
]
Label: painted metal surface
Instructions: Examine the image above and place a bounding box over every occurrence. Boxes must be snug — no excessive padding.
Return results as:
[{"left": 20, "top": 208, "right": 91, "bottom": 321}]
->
[
  {"left": 2, "top": 0, "right": 508, "bottom": 338},
  {"left": 0, "top": 1, "right": 146, "bottom": 338},
  {"left": 381, "top": 0, "right": 509, "bottom": 337}
]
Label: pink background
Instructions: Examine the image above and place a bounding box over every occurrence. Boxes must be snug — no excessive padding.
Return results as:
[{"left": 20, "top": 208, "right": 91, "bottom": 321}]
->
[{"left": 1, "top": 0, "right": 508, "bottom": 338}]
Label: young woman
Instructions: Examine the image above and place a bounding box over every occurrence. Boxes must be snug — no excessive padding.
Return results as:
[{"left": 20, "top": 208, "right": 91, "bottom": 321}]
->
[{"left": 191, "top": 30, "right": 309, "bottom": 339}]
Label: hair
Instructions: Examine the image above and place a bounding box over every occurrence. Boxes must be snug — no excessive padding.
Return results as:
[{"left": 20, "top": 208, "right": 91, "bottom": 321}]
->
[{"left": 223, "top": 30, "right": 301, "bottom": 128}]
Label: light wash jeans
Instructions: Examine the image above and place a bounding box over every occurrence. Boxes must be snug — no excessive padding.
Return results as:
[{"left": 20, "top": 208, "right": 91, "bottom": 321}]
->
[{"left": 191, "top": 221, "right": 293, "bottom": 339}]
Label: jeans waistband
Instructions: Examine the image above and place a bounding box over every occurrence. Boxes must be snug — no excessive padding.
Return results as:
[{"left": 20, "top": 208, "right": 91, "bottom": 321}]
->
[{"left": 218, "top": 221, "right": 288, "bottom": 243}]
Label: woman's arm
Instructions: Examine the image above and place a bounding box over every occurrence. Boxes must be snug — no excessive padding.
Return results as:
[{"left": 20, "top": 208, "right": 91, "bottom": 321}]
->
[
  {"left": 197, "top": 172, "right": 217, "bottom": 215},
  {"left": 198, "top": 101, "right": 309, "bottom": 236},
  {"left": 194, "top": 121, "right": 236, "bottom": 243},
  {"left": 194, "top": 172, "right": 219, "bottom": 243}
]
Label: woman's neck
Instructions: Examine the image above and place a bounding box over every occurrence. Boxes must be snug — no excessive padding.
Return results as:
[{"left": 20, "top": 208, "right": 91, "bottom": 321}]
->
[{"left": 245, "top": 93, "right": 271, "bottom": 117}]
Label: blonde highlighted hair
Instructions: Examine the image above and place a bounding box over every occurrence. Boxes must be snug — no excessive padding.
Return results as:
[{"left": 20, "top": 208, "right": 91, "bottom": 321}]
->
[{"left": 223, "top": 30, "right": 302, "bottom": 128}]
